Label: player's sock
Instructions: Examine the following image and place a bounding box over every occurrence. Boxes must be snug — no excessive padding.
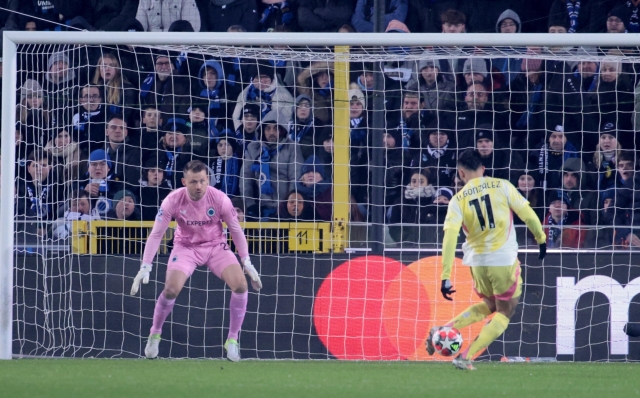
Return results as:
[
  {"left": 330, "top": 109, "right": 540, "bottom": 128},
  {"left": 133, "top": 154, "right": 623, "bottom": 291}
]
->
[
  {"left": 150, "top": 293, "right": 176, "bottom": 335},
  {"left": 228, "top": 291, "right": 248, "bottom": 340},
  {"left": 445, "top": 302, "right": 492, "bottom": 330},
  {"left": 461, "top": 312, "right": 510, "bottom": 360}
]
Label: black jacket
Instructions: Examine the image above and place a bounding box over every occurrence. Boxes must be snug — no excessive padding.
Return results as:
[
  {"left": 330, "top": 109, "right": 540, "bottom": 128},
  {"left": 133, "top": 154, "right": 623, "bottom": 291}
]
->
[
  {"left": 138, "top": 181, "right": 172, "bottom": 221},
  {"left": 201, "top": 0, "right": 259, "bottom": 32},
  {"left": 297, "top": 0, "right": 354, "bottom": 32},
  {"left": 106, "top": 141, "right": 142, "bottom": 188}
]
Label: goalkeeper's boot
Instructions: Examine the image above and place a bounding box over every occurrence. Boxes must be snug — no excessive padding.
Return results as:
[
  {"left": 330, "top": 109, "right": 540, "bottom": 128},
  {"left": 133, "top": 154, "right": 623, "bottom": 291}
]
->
[
  {"left": 145, "top": 334, "right": 161, "bottom": 359},
  {"left": 452, "top": 355, "right": 476, "bottom": 371},
  {"left": 425, "top": 326, "right": 440, "bottom": 355},
  {"left": 224, "top": 338, "right": 241, "bottom": 362}
]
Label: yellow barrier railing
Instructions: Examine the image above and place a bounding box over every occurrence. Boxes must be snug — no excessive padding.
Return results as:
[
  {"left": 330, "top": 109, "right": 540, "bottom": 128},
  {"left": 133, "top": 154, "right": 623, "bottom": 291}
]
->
[{"left": 71, "top": 221, "right": 331, "bottom": 255}]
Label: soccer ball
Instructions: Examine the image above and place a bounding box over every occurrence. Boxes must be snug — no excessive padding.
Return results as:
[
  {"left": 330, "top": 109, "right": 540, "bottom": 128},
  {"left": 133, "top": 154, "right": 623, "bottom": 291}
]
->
[{"left": 432, "top": 327, "right": 463, "bottom": 357}]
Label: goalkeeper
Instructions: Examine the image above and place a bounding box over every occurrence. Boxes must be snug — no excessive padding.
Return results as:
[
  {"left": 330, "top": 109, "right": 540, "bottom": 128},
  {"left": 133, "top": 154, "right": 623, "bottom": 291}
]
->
[
  {"left": 426, "top": 149, "right": 546, "bottom": 370},
  {"left": 130, "top": 160, "right": 262, "bottom": 362}
]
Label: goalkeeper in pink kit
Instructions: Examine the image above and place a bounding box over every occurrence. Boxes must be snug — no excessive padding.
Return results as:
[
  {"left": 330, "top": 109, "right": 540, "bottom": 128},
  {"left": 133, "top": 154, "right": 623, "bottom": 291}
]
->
[{"left": 130, "top": 160, "right": 262, "bottom": 362}]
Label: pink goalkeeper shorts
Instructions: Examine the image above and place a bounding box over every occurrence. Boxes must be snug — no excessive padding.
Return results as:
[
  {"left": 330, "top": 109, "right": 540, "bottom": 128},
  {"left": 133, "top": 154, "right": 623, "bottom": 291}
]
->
[{"left": 167, "top": 242, "right": 239, "bottom": 278}]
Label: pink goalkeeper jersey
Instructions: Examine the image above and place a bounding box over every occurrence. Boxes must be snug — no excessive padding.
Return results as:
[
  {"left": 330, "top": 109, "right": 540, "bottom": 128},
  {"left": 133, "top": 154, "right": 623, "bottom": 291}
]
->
[{"left": 142, "top": 186, "right": 249, "bottom": 264}]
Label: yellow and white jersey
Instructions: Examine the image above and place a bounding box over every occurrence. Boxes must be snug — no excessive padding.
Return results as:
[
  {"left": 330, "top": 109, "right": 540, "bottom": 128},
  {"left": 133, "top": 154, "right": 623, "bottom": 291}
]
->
[{"left": 443, "top": 177, "right": 530, "bottom": 267}]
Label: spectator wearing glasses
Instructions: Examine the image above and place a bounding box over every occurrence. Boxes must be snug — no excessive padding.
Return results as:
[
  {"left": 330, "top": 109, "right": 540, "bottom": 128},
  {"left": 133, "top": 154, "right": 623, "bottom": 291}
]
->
[
  {"left": 606, "top": 6, "right": 630, "bottom": 33},
  {"left": 140, "top": 53, "right": 191, "bottom": 117},
  {"left": 104, "top": 115, "right": 141, "bottom": 188}
]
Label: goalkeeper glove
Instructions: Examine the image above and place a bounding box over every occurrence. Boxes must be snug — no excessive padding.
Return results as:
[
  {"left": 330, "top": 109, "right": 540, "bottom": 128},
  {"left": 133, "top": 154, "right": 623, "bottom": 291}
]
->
[
  {"left": 243, "top": 258, "right": 263, "bottom": 291},
  {"left": 539, "top": 242, "right": 547, "bottom": 260},
  {"left": 441, "top": 279, "right": 456, "bottom": 301},
  {"left": 130, "top": 263, "right": 153, "bottom": 296}
]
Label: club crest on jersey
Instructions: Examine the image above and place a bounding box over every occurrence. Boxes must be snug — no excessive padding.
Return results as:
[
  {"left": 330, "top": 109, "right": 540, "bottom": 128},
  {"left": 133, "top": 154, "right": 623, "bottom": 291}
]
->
[
  {"left": 207, "top": 207, "right": 215, "bottom": 217},
  {"left": 172, "top": 255, "right": 178, "bottom": 262}
]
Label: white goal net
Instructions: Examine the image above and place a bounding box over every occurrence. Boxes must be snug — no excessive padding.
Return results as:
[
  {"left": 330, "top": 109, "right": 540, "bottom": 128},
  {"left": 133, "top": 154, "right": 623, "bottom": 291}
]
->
[{"left": 3, "top": 32, "right": 640, "bottom": 361}]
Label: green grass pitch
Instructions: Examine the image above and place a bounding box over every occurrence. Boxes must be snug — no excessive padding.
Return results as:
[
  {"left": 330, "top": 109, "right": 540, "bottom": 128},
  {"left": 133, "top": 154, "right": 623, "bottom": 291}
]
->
[{"left": 0, "top": 359, "right": 638, "bottom": 397}]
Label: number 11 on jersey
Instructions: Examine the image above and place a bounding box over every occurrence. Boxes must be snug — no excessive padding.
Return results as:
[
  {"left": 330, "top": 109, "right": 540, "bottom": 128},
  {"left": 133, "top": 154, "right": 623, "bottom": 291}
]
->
[{"left": 469, "top": 194, "right": 495, "bottom": 231}]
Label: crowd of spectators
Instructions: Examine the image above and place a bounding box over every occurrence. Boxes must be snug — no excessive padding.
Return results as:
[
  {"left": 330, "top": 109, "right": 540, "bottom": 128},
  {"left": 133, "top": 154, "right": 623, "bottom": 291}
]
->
[{"left": 7, "top": 0, "right": 640, "bottom": 250}]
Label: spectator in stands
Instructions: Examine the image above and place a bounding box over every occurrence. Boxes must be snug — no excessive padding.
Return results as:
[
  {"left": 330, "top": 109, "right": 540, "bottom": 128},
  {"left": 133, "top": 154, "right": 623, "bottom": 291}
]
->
[
  {"left": 15, "top": 123, "right": 29, "bottom": 173},
  {"left": 587, "top": 186, "right": 617, "bottom": 248},
  {"left": 42, "top": 52, "right": 77, "bottom": 126},
  {"left": 104, "top": 115, "right": 140, "bottom": 187},
  {"left": 393, "top": 91, "right": 423, "bottom": 150},
  {"left": 561, "top": 157, "right": 597, "bottom": 225},
  {"left": 276, "top": 190, "right": 314, "bottom": 220},
  {"left": 195, "top": 59, "right": 232, "bottom": 121},
  {"left": 514, "top": 169, "right": 544, "bottom": 227},
  {"left": 351, "top": 0, "right": 407, "bottom": 32},
  {"left": 45, "top": 129, "right": 88, "bottom": 190},
  {"left": 297, "top": 0, "right": 355, "bottom": 32},
  {"left": 296, "top": 156, "right": 332, "bottom": 221},
  {"left": 475, "top": 125, "right": 524, "bottom": 184},
  {"left": 50, "top": 190, "right": 101, "bottom": 240},
  {"left": 548, "top": 0, "right": 607, "bottom": 33},
  {"left": 388, "top": 168, "right": 436, "bottom": 243},
  {"left": 455, "top": 83, "right": 508, "bottom": 150},
  {"left": 106, "top": 190, "right": 140, "bottom": 221},
  {"left": 509, "top": 53, "right": 546, "bottom": 149},
  {"left": 231, "top": 197, "right": 246, "bottom": 222},
  {"left": 314, "top": 126, "right": 333, "bottom": 167},
  {"left": 410, "top": 123, "right": 457, "bottom": 188},
  {"left": 536, "top": 125, "right": 579, "bottom": 190},
  {"left": 288, "top": 95, "right": 320, "bottom": 161},
  {"left": 615, "top": 150, "right": 636, "bottom": 187},
  {"left": 593, "top": 60, "right": 634, "bottom": 148},
  {"left": 544, "top": 189, "right": 586, "bottom": 248},
  {"left": 406, "top": 60, "right": 456, "bottom": 114},
  {"left": 18, "top": 79, "right": 51, "bottom": 150},
  {"left": 427, "top": 187, "right": 453, "bottom": 223},
  {"left": 138, "top": 157, "right": 172, "bottom": 221},
  {"left": 338, "top": 23, "right": 356, "bottom": 32},
  {"left": 203, "top": 0, "right": 259, "bottom": 32},
  {"left": 613, "top": 158, "right": 640, "bottom": 247},
  {"left": 140, "top": 106, "right": 164, "bottom": 162},
  {"left": 493, "top": 9, "right": 523, "bottom": 86},
  {"left": 211, "top": 132, "right": 242, "bottom": 198},
  {"left": 16, "top": 151, "right": 60, "bottom": 221},
  {"left": 234, "top": 103, "right": 261, "bottom": 157},
  {"left": 614, "top": 0, "right": 640, "bottom": 33},
  {"left": 60, "top": 0, "right": 139, "bottom": 31},
  {"left": 350, "top": 63, "right": 375, "bottom": 110},
  {"left": 259, "top": 0, "right": 297, "bottom": 31},
  {"left": 441, "top": 8, "right": 466, "bottom": 33},
  {"left": 136, "top": 0, "right": 201, "bottom": 32},
  {"left": 232, "top": 61, "right": 294, "bottom": 130},
  {"left": 606, "top": 6, "right": 630, "bottom": 33},
  {"left": 383, "top": 128, "right": 406, "bottom": 207},
  {"left": 157, "top": 118, "right": 198, "bottom": 189},
  {"left": 461, "top": 58, "right": 489, "bottom": 95},
  {"left": 591, "top": 122, "right": 622, "bottom": 190},
  {"left": 241, "top": 110, "right": 302, "bottom": 220},
  {"left": 348, "top": 88, "right": 371, "bottom": 204},
  {"left": 188, "top": 105, "right": 214, "bottom": 157},
  {"left": 403, "top": 0, "right": 457, "bottom": 33},
  {"left": 73, "top": 84, "right": 107, "bottom": 153},
  {"left": 91, "top": 53, "right": 137, "bottom": 126},
  {"left": 296, "top": 61, "right": 334, "bottom": 125},
  {"left": 4, "top": 0, "right": 66, "bottom": 31},
  {"left": 140, "top": 53, "right": 191, "bottom": 117},
  {"left": 77, "top": 149, "right": 122, "bottom": 217}
]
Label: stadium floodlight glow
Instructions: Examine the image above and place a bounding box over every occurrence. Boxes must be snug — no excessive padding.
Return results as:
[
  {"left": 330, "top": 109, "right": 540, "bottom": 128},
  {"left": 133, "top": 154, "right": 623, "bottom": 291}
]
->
[{"left": 4, "top": 31, "right": 640, "bottom": 361}]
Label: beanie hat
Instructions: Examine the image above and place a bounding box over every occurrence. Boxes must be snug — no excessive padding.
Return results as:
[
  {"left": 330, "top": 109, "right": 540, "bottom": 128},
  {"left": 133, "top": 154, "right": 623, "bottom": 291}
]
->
[
  {"left": 168, "top": 20, "right": 195, "bottom": 32},
  {"left": 348, "top": 86, "right": 366, "bottom": 110},
  {"left": 89, "top": 149, "right": 112, "bottom": 169},
  {"left": 113, "top": 189, "right": 137, "bottom": 205},
  {"left": 385, "top": 19, "right": 410, "bottom": 33},
  {"left": 476, "top": 124, "right": 494, "bottom": 142},
  {"left": 435, "top": 187, "right": 454, "bottom": 201},
  {"left": 300, "top": 155, "right": 326, "bottom": 180},
  {"left": 20, "top": 79, "right": 43, "bottom": 103},
  {"left": 608, "top": 5, "right": 630, "bottom": 29},
  {"left": 546, "top": 189, "right": 572, "bottom": 208},
  {"left": 48, "top": 52, "right": 70, "bottom": 71},
  {"left": 143, "top": 156, "right": 168, "bottom": 170},
  {"left": 600, "top": 120, "right": 617, "bottom": 139},
  {"left": 241, "top": 103, "right": 261, "bottom": 119},
  {"left": 163, "top": 118, "right": 190, "bottom": 135},
  {"left": 216, "top": 130, "right": 240, "bottom": 154},
  {"left": 463, "top": 58, "right": 488, "bottom": 78},
  {"left": 248, "top": 61, "right": 275, "bottom": 81}
]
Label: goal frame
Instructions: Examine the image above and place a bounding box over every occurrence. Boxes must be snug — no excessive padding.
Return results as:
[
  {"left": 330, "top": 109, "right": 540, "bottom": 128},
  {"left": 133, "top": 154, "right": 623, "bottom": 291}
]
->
[{"left": 0, "top": 31, "right": 634, "bottom": 360}]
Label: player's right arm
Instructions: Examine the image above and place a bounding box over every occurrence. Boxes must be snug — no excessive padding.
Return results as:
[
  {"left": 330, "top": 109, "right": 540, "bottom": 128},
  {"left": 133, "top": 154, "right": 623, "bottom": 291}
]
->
[
  {"left": 440, "top": 197, "right": 463, "bottom": 299},
  {"left": 130, "top": 198, "right": 174, "bottom": 295},
  {"left": 505, "top": 181, "right": 547, "bottom": 259}
]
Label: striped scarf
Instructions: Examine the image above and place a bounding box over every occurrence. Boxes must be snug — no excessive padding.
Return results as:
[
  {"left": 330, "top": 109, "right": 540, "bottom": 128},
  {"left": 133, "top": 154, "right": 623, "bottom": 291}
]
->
[{"left": 566, "top": 0, "right": 581, "bottom": 33}]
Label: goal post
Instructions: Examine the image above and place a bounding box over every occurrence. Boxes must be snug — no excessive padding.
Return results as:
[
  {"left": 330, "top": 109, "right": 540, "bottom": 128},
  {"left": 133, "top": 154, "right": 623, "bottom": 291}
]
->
[{"left": 4, "top": 30, "right": 640, "bottom": 361}]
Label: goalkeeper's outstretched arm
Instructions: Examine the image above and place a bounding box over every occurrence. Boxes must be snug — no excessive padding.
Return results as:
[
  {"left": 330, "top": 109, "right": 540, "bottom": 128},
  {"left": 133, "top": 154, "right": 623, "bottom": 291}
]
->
[{"left": 131, "top": 207, "right": 172, "bottom": 295}]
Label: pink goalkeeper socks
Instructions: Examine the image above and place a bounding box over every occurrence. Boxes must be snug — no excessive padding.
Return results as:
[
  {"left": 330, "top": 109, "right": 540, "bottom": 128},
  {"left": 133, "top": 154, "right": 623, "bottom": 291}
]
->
[
  {"left": 228, "top": 291, "right": 248, "bottom": 340},
  {"left": 150, "top": 293, "right": 176, "bottom": 335}
]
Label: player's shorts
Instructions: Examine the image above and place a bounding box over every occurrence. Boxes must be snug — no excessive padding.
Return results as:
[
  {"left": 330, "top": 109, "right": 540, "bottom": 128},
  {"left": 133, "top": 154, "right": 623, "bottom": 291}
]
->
[
  {"left": 167, "top": 242, "right": 238, "bottom": 279},
  {"left": 469, "top": 259, "right": 522, "bottom": 301}
]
